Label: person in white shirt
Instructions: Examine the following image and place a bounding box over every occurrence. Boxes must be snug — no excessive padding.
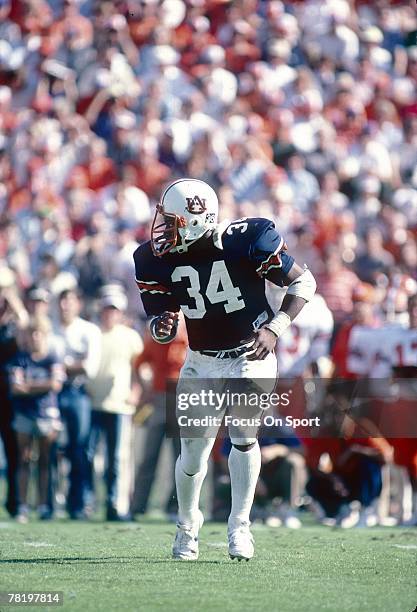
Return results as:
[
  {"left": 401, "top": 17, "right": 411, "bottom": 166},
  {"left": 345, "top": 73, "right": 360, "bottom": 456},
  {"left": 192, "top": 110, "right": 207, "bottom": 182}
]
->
[
  {"left": 86, "top": 290, "right": 143, "bottom": 521},
  {"left": 53, "top": 289, "right": 101, "bottom": 519},
  {"left": 110, "top": 221, "right": 145, "bottom": 323},
  {"left": 278, "top": 293, "right": 334, "bottom": 378}
]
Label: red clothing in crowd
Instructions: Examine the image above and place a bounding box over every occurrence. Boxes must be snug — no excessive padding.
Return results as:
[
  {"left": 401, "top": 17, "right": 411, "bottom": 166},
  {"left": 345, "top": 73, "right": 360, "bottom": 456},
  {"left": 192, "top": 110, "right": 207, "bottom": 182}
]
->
[
  {"left": 134, "top": 328, "right": 188, "bottom": 393},
  {"left": 331, "top": 321, "right": 358, "bottom": 379},
  {"left": 317, "top": 269, "right": 359, "bottom": 322},
  {"left": 303, "top": 436, "right": 388, "bottom": 472}
]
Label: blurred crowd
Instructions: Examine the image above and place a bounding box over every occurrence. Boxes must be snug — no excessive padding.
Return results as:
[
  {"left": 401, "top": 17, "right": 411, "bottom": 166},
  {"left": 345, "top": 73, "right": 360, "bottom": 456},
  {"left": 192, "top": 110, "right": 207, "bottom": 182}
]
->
[{"left": 0, "top": 0, "right": 417, "bottom": 527}]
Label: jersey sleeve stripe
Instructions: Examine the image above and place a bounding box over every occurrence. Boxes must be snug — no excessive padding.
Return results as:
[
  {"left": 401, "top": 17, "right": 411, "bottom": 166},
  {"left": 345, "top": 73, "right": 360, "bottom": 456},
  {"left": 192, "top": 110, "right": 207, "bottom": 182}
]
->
[
  {"left": 135, "top": 279, "right": 172, "bottom": 295},
  {"left": 256, "top": 237, "right": 284, "bottom": 277}
]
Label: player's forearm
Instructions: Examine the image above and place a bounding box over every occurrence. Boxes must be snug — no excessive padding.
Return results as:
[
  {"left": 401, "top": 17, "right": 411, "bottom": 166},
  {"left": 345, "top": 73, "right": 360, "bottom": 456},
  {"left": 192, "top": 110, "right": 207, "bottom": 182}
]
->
[
  {"left": 266, "top": 266, "right": 316, "bottom": 339},
  {"left": 279, "top": 294, "right": 307, "bottom": 321}
]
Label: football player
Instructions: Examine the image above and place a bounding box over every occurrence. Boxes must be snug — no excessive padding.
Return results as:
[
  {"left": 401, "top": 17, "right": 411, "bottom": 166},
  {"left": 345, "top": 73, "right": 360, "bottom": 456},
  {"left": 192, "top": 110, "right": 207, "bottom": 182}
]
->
[
  {"left": 133, "top": 179, "right": 316, "bottom": 560},
  {"left": 373, "top": 293, "right": 417, "bottom": 525},
  {"left": 344, "top": 292, "right": 417, "bottom": 525},
  {"left": 274, "top": 292, "right": 334, "bottom": 379}
]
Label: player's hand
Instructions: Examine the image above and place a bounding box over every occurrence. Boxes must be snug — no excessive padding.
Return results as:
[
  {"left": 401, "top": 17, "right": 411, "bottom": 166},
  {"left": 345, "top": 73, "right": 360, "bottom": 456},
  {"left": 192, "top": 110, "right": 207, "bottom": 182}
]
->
[
  {"left": 247, "top": 327, "right": 277, "bottom": 360},
  {"left": 154, "top": 311, "right": 179, "bottom": 338}
]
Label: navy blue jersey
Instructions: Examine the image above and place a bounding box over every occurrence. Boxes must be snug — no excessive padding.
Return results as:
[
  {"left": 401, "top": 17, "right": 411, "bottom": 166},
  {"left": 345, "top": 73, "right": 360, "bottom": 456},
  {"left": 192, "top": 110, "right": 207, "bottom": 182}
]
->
[
  {"left": 8, "top": 352, "right": 62, "bottom": 419},
  {"left": 134, "top": 218, "right": 294, "bottom": 351}
]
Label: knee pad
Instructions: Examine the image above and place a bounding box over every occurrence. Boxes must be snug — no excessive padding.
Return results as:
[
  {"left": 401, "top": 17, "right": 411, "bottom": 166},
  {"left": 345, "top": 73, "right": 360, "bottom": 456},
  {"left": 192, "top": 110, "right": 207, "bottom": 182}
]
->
[
  {"left": 179, "top": 438, "right": 214, "bottom": 475},
  {"left": 230, "top": 437, "right": 257, "bottom": 449}
]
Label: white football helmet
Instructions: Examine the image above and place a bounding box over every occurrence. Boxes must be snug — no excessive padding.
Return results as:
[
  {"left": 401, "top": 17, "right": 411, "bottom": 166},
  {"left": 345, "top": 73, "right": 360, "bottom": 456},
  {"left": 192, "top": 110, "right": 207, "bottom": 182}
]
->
[{"left": 151, "top": 178, "right": 219, "bottom": 256}]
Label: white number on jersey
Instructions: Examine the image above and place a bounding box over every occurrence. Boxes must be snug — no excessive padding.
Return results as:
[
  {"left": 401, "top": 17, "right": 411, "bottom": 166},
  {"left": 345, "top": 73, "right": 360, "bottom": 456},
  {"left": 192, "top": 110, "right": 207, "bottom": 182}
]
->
[
  {"left": 171, "top": 266, "right": 206, "bottom": 319},
  {"left": 206, "top": 260, "right": 245, "bottom": 314},
  {"left": 171, "top": 261, "right": 245, "bottom": 319},
  {"left": 226, "top": 219, "right": 248, "bottom": 235}
]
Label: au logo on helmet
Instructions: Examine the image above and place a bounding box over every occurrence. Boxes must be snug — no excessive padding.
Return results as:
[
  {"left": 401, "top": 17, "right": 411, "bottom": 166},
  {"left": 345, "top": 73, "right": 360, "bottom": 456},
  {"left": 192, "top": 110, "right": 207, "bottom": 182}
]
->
[{"left": 185, "top": 196, "right": 207, "bottom": 214}]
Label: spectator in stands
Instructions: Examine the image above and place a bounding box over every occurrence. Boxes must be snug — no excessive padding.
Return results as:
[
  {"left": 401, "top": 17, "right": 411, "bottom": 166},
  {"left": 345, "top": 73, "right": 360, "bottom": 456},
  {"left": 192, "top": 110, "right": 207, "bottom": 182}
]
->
[
  {"left": 0, "top": 267, "right": 26, "bottom": 518},
  {"left": 285, "top": 153, "right": 320, "bottom": 213},
  {"left": 25, "top": 287, "right": 51, "bottom": 322},
  {"left": 355, "top": 227, "right": 395, "bottom": 285},
  {"left": 374, "top": 293, "right": 417, "bottom": 526},
  {"left": 53, "top": 289, "right": 101, "bottom": 519},
  {"left": 215, "top": 418, "right": 306, "bottom": 529},
  {"left": 331, "top": 283, "right": 380, "bottom": 380},
  {"left": 304, "top": 420, "right": 393, "bottom": 528},
  {"left": 86, "top": 288, "right": 142, "bottom": 521},
  {"left": 9, "top": 317, "right": 64, "bottom": 522},
  {"left": 36, "top": 254, "right": 77, "bottom": 300},
  {"left": 132, "top": 316, "right": 187, "bottom": 518},
  {"left": 317, "top": 247, "right": 360, "bottom": 324}
]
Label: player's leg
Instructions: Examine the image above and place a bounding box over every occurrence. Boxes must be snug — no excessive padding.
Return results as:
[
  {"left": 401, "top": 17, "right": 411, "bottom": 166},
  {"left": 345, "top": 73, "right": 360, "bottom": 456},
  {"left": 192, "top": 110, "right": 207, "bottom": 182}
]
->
[
  {"left": 173, "top": 437, "right": 216, "bottom": 560},
  {"left": 226, "top": 351, "right": 277, "bottom": 559},
  {"left": 173, "top": 352, "right": 223, "bottom": 559},
  {"left": 175, "top": 437, "right": 216, "bottom": 525},
  {"left": 226, "top": 436, "right": 260, "bottom": 560}
]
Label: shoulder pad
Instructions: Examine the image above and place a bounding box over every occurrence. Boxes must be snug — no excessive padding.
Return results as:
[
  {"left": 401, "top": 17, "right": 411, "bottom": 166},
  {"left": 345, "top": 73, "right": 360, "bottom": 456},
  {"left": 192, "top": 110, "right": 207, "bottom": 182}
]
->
[
  {"left": 221, "top": 217, "right": 276, "bottom": 257},
  {"left": 133, "top": 241, "right": 173, "bottom": 296},
  {"left": 133, "top": 241, "right": 153, "bottom": 266},
  {"left": 133, "top": 241, "right": 164, "bottom": 279}
]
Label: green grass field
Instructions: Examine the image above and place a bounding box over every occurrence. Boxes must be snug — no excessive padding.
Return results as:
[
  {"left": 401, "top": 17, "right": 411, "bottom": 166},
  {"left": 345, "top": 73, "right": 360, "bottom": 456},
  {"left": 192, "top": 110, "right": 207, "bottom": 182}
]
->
[{"left": 0, "top": 519, "right": 416, "bottom": 612}]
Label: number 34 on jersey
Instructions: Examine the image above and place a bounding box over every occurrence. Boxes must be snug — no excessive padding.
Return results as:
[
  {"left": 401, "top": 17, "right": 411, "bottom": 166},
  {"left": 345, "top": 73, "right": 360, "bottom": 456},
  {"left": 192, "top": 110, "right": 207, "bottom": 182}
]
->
[{"left": 133, "top": 217, "right": 295, "bottom": 351}]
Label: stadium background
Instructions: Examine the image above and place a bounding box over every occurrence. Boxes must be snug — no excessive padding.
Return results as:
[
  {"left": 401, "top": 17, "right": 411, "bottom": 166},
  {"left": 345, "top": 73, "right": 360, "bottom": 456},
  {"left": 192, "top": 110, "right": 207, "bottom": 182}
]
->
[{"left": 0, "top": 0, "right": 417, "bottom": 530}]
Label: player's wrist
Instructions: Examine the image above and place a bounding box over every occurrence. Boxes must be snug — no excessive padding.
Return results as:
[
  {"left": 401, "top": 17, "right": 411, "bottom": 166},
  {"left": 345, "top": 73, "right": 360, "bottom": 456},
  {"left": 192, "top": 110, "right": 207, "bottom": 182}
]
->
[{"left": 265, "top": 311, "right": 291, "bottom": 339}]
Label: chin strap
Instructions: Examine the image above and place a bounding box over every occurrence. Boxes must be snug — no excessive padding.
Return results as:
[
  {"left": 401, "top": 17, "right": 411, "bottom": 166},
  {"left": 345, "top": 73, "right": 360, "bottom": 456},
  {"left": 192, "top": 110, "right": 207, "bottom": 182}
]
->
[{"left": 172, "top": 229, "right": 211, "bottom": 254}]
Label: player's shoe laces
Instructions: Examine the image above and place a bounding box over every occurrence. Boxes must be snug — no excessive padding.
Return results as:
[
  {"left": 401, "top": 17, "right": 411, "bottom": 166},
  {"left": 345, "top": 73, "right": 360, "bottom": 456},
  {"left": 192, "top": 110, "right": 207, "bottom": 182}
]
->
[
  {"left": 172, "top": 510, "right": 204, "bottom": 561},
  {"left": 228, "top": 523, "right": 254, "bottom": 561}
]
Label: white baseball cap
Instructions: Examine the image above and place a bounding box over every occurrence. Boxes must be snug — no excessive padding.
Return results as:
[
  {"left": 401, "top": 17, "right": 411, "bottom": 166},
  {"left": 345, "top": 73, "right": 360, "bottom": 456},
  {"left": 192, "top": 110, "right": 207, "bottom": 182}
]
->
[{"left": 100, "top": 293, "right": 128, "bottom": 311}]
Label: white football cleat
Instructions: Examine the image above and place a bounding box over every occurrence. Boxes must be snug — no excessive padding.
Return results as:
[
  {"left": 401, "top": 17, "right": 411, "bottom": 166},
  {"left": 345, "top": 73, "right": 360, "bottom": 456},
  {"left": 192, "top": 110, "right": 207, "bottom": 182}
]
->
[
  {"left": 228, "top": 523, "right": 254, "bottom": 561},
  {"left": 172, "top": 511, "right": 204, "bottom": 561}
]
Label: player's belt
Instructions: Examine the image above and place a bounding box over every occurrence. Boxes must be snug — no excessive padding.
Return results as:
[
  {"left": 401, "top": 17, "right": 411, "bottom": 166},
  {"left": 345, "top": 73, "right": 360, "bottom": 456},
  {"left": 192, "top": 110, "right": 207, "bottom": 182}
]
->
[{"left": 197, "top": 342, "right": 254, "bottom": 359}]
